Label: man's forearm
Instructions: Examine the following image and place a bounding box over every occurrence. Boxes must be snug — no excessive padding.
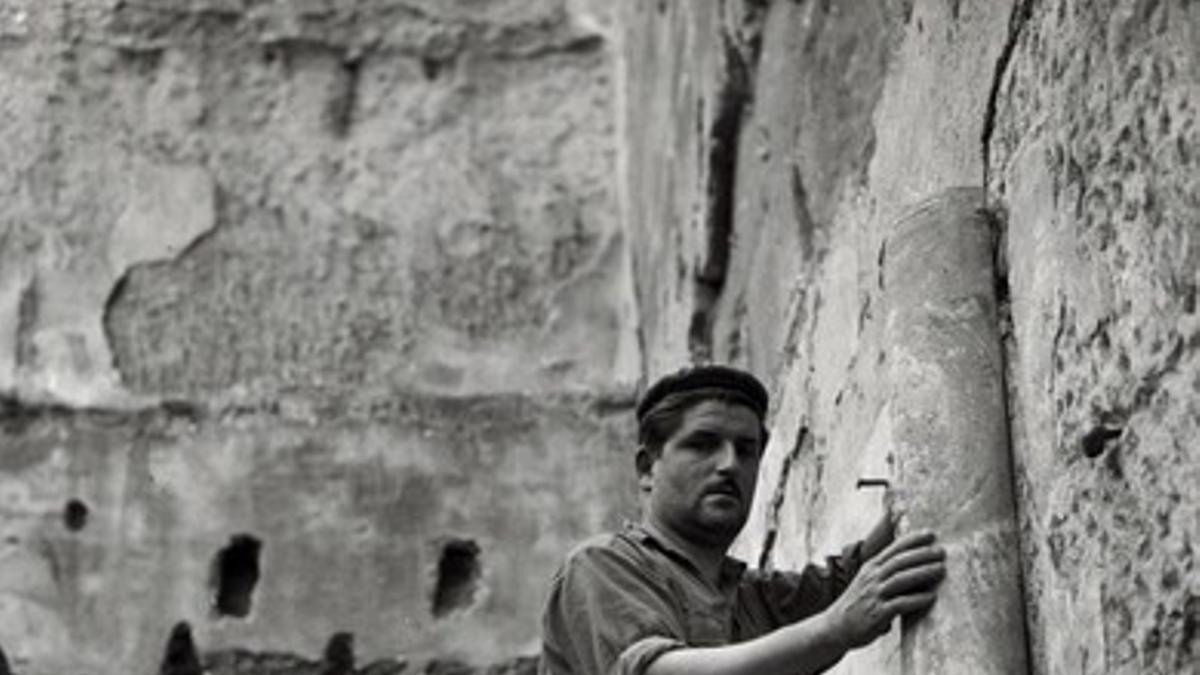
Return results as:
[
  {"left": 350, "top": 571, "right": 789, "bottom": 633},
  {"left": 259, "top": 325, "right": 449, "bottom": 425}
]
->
[{"left": 645, "top": 611, "right": 847, "bottom": 675}]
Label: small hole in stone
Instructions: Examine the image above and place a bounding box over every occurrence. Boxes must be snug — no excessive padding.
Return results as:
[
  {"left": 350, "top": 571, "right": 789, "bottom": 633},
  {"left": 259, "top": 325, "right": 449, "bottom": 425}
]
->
[
  {"left": 1081, "top": 425, "right": 1123, "bottom": 459},
  {"left": 431, "top": 538, "right": 481, "bottom": 618},
  {"left": 64, "top": 499, "right": 89, "bottom": 531},
  {"left": 420, "top": 56, "right": 444, "bottom": 81},
  {"left": 210, "top": 534, "right": 262, "bottom": 618}
]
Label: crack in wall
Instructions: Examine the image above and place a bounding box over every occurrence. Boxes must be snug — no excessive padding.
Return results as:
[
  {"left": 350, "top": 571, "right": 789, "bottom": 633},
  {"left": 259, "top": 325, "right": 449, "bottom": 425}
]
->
[
  {"left": 789, "top": 162, "right": 816, "bottom": 257},
  {"left": 0, "top": 393, "right": 203, "bottom": 434},
  {"left": 985, "top": 203, "right": 1037, "bottom": 675},
  {"left": 15, "top": 276, "right": 37, "bottom": 371},
  {"left": 689, "top": 7, "right": 757, "bottom": 361},
  {"left": 0, "top": 387, "right": 638, "bottom": 434},
  {"left": 757, "top": 426, "right": 808, "bottom": 570},
  {"left": 980, "top": 0, "right": 1035, "bottom": 207},
  {"left": 327, "top": 54, "right": 361, "bottom": 137},
  {"left": 494, "top": 32, "right": 606, "bottom": 61}
]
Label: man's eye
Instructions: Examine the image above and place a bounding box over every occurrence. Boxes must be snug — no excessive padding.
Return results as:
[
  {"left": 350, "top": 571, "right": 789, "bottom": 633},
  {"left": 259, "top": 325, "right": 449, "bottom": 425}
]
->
[{"left": 687, "top": 433, "right": 722, "bottom": 450}]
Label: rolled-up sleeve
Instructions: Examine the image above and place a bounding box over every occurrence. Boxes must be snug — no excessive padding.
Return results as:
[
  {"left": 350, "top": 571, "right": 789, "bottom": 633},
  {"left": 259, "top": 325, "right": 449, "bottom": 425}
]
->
[{"left": 540, "top": 543, "right": 686, "bottom": 675}]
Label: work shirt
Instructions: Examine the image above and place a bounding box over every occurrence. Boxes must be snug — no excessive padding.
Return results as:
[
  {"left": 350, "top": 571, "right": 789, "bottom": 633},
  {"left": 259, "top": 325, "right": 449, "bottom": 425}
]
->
[{"left": 539, "top": 522, "right": 865, "bottom": 675}]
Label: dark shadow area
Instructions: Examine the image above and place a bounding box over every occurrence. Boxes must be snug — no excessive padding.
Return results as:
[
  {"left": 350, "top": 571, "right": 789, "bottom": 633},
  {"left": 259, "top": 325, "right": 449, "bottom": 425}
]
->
[
  {"left": 211, "top": 534, "right": 262, "bottom": 618},
  {"left": 431, "top": 538, "right": 481, "bottom": 618},
  {"left": 159, "top": 621, "right": 203, "bottom": 675},
  {"left": 321, "top": 632, "right": 355, "bottom": 675},
  {"left": 63, "top": 499, "right": 89, "bottom": 532}
]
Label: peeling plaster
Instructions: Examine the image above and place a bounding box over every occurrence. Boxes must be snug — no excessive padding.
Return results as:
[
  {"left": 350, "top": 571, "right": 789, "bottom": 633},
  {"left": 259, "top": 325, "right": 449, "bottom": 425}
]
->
[
  {"left": 16, "top": 162, "right": 216, "bottom": 408},
  {"left": 107, "top": 163, "right": 216, "bottom": 273}
]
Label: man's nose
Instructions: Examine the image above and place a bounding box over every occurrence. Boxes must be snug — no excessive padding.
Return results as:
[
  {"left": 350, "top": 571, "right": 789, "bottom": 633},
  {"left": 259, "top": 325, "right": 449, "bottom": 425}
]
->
[{"left": 714, "top": 440, "right": 739, "bottom": 472}]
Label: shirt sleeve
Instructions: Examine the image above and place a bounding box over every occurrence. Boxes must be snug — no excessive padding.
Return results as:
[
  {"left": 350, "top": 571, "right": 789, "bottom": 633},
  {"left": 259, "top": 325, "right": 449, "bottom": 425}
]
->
[
  {"left": 540, "top": 543, "right": 687, "bottom": 675},
  {"left": 747, "top": 539, "right": 866, "bottom": 628}
]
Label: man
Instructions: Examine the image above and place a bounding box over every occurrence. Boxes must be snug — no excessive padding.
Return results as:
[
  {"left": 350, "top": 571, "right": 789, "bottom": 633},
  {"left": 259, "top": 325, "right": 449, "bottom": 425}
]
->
[{"left": 540, "top": 365, "right": 946, "bottom": 675}]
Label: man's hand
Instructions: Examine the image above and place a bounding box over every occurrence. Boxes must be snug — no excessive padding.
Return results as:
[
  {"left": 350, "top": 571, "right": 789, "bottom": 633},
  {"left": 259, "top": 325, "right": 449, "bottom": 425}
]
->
[
  {"left": 824, "top": 531, "right": 946, "bottom": 649},
  {"left": 860, "top": 484, "right": 906, "bottom": 560},
  {"left": 862, "top": 510, "right": 896, "bottom": 561}
]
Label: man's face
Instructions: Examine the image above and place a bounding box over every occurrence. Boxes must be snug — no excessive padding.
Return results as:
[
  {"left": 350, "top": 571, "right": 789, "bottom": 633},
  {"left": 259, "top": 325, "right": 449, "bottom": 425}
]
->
[{"left": 640, "top": 399, "right": 763, "bottom": 548}]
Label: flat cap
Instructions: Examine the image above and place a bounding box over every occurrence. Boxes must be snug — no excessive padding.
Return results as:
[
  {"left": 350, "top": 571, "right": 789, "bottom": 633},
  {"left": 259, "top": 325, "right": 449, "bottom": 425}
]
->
[{"left": 636, "top": 365, "right": 769, "bottom": 422}]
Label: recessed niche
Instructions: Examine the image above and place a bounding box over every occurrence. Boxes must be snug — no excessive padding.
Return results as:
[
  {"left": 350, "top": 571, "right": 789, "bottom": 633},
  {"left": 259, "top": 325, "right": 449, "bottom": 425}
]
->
[
  {"left": 63, "top": 499, "right": 89, "bottom": 532},
  {"left": 322, "top": 632, "right": 355, "bottom": 671},
  {"left": 431, "top": 538, "right": 481, "bottom": 618},
  {"left": 159, "top": 621, "right": 201, "bottom": 675},
  {"left": 210, "top": 534, "right": 262, "bottom": 618}
]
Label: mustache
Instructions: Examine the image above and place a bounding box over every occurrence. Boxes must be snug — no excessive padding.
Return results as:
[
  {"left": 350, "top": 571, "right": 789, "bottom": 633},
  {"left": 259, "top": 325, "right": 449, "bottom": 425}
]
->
[{"left": 703, "top": 479, "right": 743, "bottom": 500}]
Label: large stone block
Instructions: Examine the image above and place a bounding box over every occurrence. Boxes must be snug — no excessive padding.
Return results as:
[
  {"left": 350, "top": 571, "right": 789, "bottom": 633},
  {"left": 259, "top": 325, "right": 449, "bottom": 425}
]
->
[{"left": 990, "top": 2, "right": 1200, "bottom": 671}]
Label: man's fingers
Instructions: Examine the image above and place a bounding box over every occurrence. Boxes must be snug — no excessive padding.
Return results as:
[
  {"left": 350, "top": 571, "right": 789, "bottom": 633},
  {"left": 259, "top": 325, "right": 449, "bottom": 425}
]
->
[
  {"left": 872, "top": 531, "right": 938, "bottom": 565},
  {"left": 877, "top": 545, "right": 946, "bottom": 578},
  {"left": 880, "top": 561, "right": 946, "bottom": 598},
  {"left": 884, "top": 590, "right": 939, "bottom": 617}
]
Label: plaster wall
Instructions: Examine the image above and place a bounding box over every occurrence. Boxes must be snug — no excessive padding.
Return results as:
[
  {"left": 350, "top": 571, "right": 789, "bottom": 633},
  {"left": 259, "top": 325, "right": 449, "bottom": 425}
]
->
[
  {"left": 621, "top": 1, "right": 1199, "bottom": 673},
  {"left": 0, "top": 1, "right": 640, "bottom": 673},
  {"left": 0, "top": 395, "right": 633, "bottom": 674}
]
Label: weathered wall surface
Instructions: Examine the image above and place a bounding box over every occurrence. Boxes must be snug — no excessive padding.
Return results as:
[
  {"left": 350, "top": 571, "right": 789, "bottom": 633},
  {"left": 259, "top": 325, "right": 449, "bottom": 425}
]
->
[
  {"left": 4, "top": 0, "right": 1197, "bottom": 672},
  {"left": 0, "top": 395, "right": 632, "bottom": 674},
  {"left": 1, "top": 0, "right": 637, "bottom": 407},
  {"left": 0, "top": 1, "right": 639, "bottom": 673},
  {"left": 622, "top": 0, "right": 1198, "bottom": 673},
  {"left": 989, "top": 1, "right": 1200, "bottom": 672},
  {"left": 618, "top": 0, "right": 765, "bottom": 378}
]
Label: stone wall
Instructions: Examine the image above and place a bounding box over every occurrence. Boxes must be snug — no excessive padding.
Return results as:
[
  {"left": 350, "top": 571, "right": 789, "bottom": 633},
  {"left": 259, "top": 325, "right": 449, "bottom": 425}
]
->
[
  {"left": 621, "top": 1, "right": 1198, "bottom": 673},
  {"left": 990, "top": 2, "right": 1199, "bottom": 672},
  {"left": 0, "top": 1, "right": 639, "bottom": 673},
  {"left": 2, "top": 0, "right": 1197, "bottom": 673}
]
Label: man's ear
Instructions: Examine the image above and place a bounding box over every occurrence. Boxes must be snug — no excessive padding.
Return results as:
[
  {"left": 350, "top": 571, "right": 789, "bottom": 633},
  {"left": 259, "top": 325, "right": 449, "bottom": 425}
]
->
[{"left": 635, "top": 446, "right": 655, "bottom": 493}]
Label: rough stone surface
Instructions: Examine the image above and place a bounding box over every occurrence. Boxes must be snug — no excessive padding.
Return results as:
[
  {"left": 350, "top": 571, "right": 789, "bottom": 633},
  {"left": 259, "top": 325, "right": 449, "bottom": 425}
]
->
[
  {"left": 1, "top": 0, "right": 636, "bottom": 408},
  {"left": 710, "top": 0, "right": 904, "bottom": 383},
  {"left": 622, "top": 0, "right": 1198, "bottom": 674},
  {"left": 0, "top": 396, "right": 636, "bottom": 674},
  {"left": 989, "top": 1, "right": 1200, "bottom": 672},
  {"left": 0, "top": 1, "right": 640, "bottom": 674},
  {"left": 4, "top": 0, "right": 1199, "bottom": 673},
  {"left": 617, "top": 0, "right": 763, "bottom": 378}
]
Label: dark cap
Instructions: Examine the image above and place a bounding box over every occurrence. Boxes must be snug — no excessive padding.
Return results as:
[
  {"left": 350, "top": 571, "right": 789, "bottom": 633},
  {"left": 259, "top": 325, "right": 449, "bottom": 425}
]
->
[{"left": 636, "top": 365, "right": 769, "bottom": 422}]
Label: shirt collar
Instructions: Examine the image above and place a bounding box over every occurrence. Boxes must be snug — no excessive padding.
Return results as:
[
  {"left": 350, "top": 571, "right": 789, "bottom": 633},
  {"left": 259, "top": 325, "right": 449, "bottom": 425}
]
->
[{"left": 625, "top": 521, "right": 748, "bottom": 587}]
